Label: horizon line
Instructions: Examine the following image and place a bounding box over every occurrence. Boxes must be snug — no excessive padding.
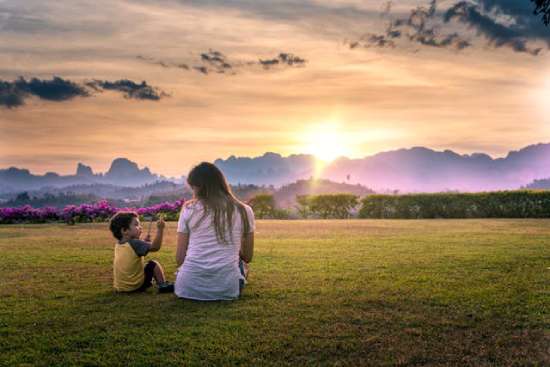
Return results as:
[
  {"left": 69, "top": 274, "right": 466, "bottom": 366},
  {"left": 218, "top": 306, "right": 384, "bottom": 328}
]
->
[{"left": 2, "top": 141, "right": 549, "bottom": 177}]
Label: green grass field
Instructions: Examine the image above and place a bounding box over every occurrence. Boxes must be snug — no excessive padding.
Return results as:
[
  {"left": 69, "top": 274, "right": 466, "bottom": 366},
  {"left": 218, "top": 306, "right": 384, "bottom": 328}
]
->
[{"left": 0, "top": 220, "right": 548, "bottom": 366}]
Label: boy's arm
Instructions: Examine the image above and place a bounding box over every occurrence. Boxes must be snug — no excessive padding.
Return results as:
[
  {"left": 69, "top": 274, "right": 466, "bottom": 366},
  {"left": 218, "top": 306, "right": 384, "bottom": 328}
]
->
[
  {"left": 148, "top": 218, "right": 165, "bottom": 252},
  {"left": 127, "top": 239, "right": 151, "bottom": 257}
]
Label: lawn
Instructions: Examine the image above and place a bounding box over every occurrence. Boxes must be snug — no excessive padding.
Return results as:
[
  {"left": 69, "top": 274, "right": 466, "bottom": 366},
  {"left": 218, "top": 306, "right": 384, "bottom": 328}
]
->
[{"left": 0, "top": 220, "right": 548, "bottom": 366}]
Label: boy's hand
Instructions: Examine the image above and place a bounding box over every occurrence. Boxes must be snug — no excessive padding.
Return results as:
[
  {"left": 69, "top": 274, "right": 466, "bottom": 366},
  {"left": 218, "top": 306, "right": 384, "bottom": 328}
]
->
[
  {"left": 157, "top": 216, "right": 165, "bottom": 230},
  {"left": 144, "top": 234, "right": 152, "bottom": 242}
]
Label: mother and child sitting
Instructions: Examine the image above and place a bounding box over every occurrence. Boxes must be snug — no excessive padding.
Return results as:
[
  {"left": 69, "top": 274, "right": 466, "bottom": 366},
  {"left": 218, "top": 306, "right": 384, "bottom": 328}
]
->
[{"left": 109, "top": 162, "right": 255, "bottom": 300}]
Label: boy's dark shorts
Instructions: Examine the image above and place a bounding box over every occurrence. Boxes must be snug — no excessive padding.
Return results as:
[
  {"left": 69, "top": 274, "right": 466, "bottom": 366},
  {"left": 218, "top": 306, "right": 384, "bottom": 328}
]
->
[{"left": 134, "top": 260, "right": 157, "bottom": 292}]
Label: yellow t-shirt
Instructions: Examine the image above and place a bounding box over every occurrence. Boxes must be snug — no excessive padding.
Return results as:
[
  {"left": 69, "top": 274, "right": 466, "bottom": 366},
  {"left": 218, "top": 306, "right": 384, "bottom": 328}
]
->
[{"left": 113, "top": 241, "right": 147, "bottom": 292}]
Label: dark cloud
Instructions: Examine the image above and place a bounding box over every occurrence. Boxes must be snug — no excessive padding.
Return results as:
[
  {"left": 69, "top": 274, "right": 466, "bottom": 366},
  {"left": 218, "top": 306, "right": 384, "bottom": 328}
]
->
[
  {"left": 259, "top": 59, "right": 280, "bottom": 67},
  {"left": 0, "top": 80, "right": 25, "bottom": 108},
  {"left": 200, "top": 50, "right": 233, "bottom": 73},
  {"left": 444, "top": 1, "right": 547, "bottom": 55},
  {"left": 137, "top": 55, "right": 190, "bottom": 70},
  {"left": 193, "top": 66, "right": 209, "bottom": 75},
  {"left": 0, "top": 77, "right": 88, "bottom": 108},
  {"left": 137, "top": 50, "right": 307, "bottom": 75},
  {"left": 0, "top": 77, "right": 166, "bottom": 108},
  {"left": 86, "top": 80, "right": 168, "bottom": 100},
  {"left": 349, "top": 0, "right": 470, "bottom": 52},
  {"left": 259, "top": 53, "right": 307, "bottom": 69},
  {"left": 404, "top": 0, "right": 469, "bottom": 49},
  {"left": 137, "top": 51, "right": 234, "bottom": 75},
  {"left": 349, "top": 0, "right": 547, "bottom": 56},
  {"left": 278, "top": 53, "right": 306, "bottom": 66},
  {"left": 348, "top": 34, "right": 396, "bottom": 50},
  {"left": 415, "top": 32, "right": 471, "bottom": 49},
  {"left": 18, "top": 77, "right": 89, "bottom": 101},
  {"left": 532, "top": 0, "right": 550, "bottom": 25}
]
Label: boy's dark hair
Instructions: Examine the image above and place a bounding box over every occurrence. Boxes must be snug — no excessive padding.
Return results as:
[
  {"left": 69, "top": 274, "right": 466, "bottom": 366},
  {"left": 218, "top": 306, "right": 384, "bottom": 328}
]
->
[{"left": 109, "top": 211, "right": 138, "bottom": 241}]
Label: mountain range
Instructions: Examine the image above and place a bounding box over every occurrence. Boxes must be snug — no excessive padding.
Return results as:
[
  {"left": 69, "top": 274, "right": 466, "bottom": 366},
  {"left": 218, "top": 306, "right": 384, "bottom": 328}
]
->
[
  {"left": 216, "top": 143, "right": 550, "bottom": 191},
  {"left": 1, "top": 143, "right": 550, "bottom": 194},
  {"left": 0, "top": 158, "right": 171, "bottom": 194}
]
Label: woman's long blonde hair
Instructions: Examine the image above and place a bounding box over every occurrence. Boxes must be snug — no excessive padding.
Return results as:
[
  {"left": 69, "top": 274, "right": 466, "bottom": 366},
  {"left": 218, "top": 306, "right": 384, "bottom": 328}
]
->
[{"left": 187, "top": 162, "right": 249, "bottom": 244}]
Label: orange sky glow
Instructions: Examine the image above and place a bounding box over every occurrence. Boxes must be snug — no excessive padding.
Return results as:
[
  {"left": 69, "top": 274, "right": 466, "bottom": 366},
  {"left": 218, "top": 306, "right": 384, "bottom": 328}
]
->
[{"left": 0, "top": 0, "right": 549, "bottom": 177}]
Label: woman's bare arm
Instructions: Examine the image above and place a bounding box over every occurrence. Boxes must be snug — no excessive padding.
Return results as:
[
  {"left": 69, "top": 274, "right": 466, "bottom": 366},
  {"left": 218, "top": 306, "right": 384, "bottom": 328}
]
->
[
  {"left": 176, "top": 232, "right": 190, "bottom": 267},
  {"left": 240, "top": 232, "right": 254, "bottom": 263}
]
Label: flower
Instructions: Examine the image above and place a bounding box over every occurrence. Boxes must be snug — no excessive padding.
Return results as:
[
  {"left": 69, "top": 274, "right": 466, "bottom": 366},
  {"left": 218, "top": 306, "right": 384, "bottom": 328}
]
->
[{"left": 0, "top": 198, "right": 185, "bottom": 224}]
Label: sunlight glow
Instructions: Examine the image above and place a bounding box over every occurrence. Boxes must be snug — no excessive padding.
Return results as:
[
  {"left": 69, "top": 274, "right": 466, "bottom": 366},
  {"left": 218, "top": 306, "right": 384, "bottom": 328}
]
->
[{"left": 302, "top": 123, "right": 352, "bottom": 163}]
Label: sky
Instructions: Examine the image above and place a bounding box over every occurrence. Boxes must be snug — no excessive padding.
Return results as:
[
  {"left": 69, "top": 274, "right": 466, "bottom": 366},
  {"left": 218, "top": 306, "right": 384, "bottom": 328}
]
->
[{"left": 0, "top": 0, "right": 549, "bottom": 177}]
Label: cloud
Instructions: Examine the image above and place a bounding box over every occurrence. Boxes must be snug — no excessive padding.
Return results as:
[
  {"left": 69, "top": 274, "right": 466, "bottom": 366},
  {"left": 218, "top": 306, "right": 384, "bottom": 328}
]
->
[
  {"left": 348, "top": 34, "right": 396, "bottom": 50},
  {"left": 0, "top": 77, "right": 167, "bottom": 108},
  {"left": 348, "top": 0, "right": 547, "bottom": 56},
  {"left": 137, "top": 50, "right": 307, "bottom": 75},
  {"left": 444, "top": 0, "right": 547, "bottom": 56},
  {"left": 193, "top": 66, "right": 209, "bottom": 75},
  {"left": 533, "top": 0, "right": 550, "bottom": 25},
  {"left": 0, "top": 77, "right": 89, "bottom": 108},
  {"left": 136, "top": 55, "right": 171, "bottom": 68},
  {"left": 0, "top": 81, "right": 25, "bottom": 108},
  {"left": 404, "top": 0, "right": 470, "bottom": 50},
  {"left": 137, "top": 51, "right": 234, "bottom": 75},
  {"left": 259, "top": 53, "right": 307, "bottom": 69},
  {"left": 137, "top": 55, "right": 191, "bottom": 71},
  {"left": 85, "top": 79, "right": 168, "bottom": 100},
  {"left": 200, "top": 50, "right": 232, "bottom": 72},
  {"left": 349, "top": 0, "right": 470, "bottom": 52}
]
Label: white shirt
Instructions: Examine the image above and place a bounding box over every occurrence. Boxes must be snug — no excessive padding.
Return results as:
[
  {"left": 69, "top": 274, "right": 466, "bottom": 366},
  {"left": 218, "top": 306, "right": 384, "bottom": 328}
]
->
[{"left": 175, "top": 200, "right": 255, "bottom": 300}]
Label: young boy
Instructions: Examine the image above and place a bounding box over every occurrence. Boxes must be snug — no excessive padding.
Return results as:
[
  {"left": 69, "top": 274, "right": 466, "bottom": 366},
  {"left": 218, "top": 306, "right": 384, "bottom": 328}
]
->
[{"left": 109, "top": 211, "right": 173, "bottom": 293}]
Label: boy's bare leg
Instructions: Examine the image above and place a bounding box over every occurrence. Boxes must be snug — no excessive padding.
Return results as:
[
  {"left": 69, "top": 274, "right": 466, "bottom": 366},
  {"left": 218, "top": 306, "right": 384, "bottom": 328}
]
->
[{"left": 152, "top": 261, "right": 166, "bottom": 284}]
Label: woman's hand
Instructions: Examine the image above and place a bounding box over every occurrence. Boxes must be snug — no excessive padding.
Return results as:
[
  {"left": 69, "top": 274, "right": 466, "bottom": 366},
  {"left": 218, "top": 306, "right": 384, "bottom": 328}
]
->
[{"left": 240, "top": 232, "right": 254, "bottom": 263}]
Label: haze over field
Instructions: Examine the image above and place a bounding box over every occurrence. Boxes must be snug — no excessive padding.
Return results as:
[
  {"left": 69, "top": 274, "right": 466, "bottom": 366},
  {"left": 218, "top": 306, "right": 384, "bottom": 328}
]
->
[{"left": 1, "top": 0, "right": 549, "bottom": 177}]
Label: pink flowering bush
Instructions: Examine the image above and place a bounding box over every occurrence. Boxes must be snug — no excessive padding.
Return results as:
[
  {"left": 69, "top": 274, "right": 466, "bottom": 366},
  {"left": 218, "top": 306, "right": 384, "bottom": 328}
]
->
[{"left": 0, "top": 199, "right": 185, "bottom": 224}]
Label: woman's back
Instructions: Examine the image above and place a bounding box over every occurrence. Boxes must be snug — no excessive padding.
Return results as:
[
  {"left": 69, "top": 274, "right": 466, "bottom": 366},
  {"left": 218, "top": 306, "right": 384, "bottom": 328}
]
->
[{"left": 175, "top": 200, "right": 255, "bottom": 300}]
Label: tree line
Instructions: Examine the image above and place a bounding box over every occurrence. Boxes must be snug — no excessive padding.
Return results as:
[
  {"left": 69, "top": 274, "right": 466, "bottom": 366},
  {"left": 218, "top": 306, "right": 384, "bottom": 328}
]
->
[{"left": 248, "top": 191, "right": 550, "bottom": 219}]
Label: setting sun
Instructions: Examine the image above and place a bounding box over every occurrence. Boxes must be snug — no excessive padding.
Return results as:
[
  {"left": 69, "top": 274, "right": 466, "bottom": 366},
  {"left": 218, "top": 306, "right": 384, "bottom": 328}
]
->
[{"left": 302, "top": 124, "right": 351, "bottom": 163}]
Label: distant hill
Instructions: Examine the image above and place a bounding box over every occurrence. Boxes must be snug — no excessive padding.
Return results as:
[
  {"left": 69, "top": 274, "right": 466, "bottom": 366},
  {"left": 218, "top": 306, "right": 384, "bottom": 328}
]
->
[
  {"left": 0, "top": 158, "right": 172, "bottom": 193},
  {"left": 2, "top": 192, "right": 107, "bottom": 208},
  {"left": 215, "top": 143, "right": 550, "bottom": 192},
  {"left": 524, "top": 178, "right": 550, "bottom": 189},
  {"left": 2, "top": 142, "right": 550, "bottom": 193},
  {"left": 0, "top": 181, "right": 190, "bottom": 208},
  {"left": 215, "top": 152, "right": 315, "bottom": 186},
  {"left": 0, "top": 178, "right": 374, "bottom": 209},
  {"left": 29, "top": 181, "right": 186, "bottom": 201},
  {"left": 274, "top": 179, "right": 375, "bottom": 208}
]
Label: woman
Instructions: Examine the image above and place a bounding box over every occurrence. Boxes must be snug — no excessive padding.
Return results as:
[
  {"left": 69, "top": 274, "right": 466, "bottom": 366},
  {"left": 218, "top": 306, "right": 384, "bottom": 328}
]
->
[{"left": 174, "top": 162, "right": 255, "bottom": 300}]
